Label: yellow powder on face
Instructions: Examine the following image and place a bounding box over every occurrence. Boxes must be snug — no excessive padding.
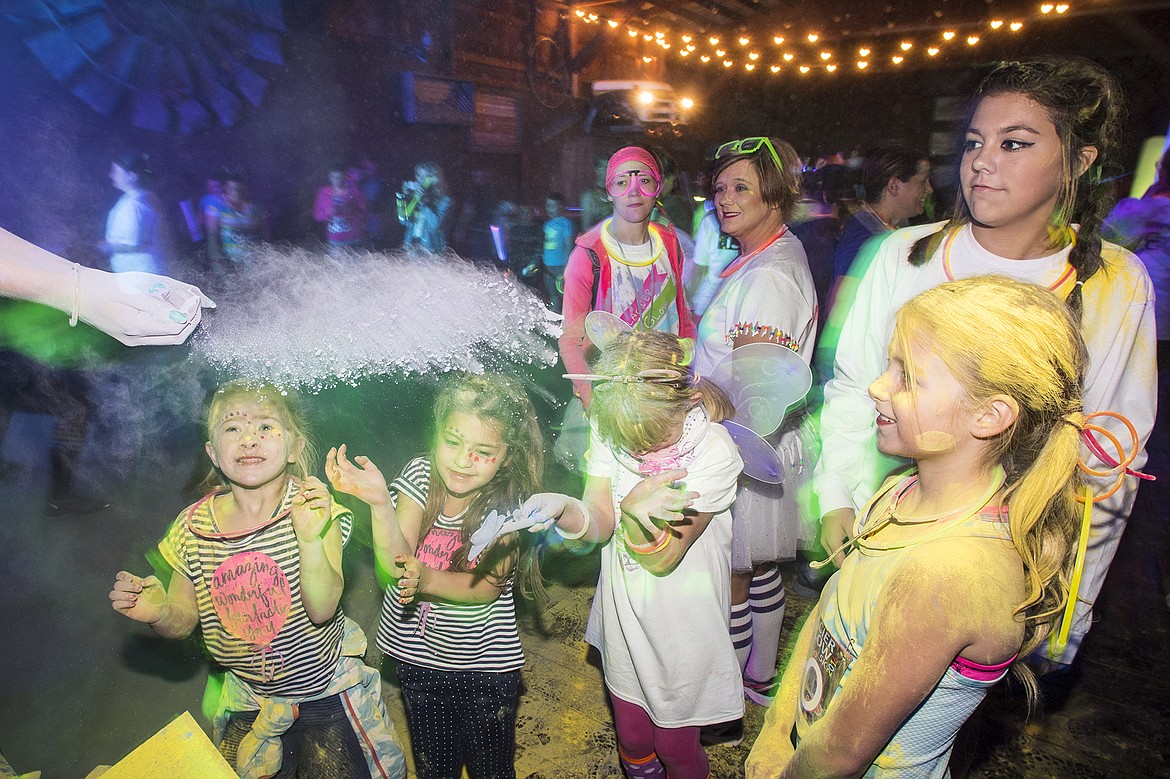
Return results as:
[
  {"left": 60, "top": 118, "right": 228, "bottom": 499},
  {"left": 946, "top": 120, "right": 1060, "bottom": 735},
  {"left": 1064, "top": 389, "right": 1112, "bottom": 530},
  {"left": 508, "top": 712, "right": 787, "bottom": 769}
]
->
[{"left": 914, "top": 430, "right": 957, "bottom": 452}]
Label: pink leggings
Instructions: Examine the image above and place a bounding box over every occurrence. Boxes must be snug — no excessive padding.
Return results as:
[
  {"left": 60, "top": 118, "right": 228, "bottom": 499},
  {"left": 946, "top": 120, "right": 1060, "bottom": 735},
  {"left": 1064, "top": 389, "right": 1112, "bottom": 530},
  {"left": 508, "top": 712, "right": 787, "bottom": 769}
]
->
[{"left": 610, "top": 693, "right": 709, "bottom": 779}]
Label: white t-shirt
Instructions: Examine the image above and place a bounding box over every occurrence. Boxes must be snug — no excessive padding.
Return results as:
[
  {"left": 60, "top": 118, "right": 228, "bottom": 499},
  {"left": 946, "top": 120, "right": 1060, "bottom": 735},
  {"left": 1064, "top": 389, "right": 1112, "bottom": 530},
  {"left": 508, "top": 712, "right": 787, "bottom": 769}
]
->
[
  {"left": 694, "top": 229, "right": 818, "bottom": 375},
  {"left": 583, "top": 421, "right": 745, "bottom": 727}
]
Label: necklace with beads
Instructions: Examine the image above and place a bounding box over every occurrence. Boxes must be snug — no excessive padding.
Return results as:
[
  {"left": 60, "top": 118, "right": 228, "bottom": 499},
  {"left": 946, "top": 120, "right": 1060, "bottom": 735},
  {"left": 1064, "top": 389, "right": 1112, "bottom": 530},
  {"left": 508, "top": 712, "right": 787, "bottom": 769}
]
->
[{"left": 941, "top": 228, "right": 1077, "bottom": 299}]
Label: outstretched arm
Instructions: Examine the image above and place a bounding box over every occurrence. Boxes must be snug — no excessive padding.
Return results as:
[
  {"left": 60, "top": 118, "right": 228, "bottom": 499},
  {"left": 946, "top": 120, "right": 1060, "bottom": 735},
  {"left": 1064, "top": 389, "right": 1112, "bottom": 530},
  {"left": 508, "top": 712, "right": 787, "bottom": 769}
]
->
[{"left": 1, "top": 227, "right": 214, "bottom": 346}]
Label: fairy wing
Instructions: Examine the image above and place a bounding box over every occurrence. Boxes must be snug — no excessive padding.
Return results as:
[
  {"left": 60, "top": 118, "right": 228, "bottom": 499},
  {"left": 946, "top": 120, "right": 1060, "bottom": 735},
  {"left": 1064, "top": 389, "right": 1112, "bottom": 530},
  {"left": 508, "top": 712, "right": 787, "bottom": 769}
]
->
[
  {"left": 707, "top": 342, "right": 812, "bottom": 437},
  {"left": 584, "top": 309, "right": 632, "bottom": 350},
  {"left": 722, "top": 421, "right": 785, "bottom": 484}
]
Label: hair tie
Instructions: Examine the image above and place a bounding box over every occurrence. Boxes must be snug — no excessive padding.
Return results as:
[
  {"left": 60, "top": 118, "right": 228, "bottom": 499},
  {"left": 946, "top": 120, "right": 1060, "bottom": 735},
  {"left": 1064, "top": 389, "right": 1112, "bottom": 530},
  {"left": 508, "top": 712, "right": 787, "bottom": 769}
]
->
[{"left": 1074, "top": 410, "right": 1155, "bottom": 503}]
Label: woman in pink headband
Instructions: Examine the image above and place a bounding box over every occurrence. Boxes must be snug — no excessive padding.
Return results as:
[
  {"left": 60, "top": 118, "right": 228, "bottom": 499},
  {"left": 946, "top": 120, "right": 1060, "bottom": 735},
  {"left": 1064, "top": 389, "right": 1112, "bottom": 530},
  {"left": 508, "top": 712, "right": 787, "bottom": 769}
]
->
[{"left": 557, "top": 146, "right": 696, "bottom": 411}]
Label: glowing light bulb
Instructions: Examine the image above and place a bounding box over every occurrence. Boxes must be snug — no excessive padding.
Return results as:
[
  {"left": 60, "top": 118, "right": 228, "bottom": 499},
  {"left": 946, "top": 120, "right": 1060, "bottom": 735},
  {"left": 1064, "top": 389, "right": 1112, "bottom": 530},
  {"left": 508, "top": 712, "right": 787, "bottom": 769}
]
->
[
  {"left": 608, "top": 19, "right": 618, "bottom": 28},
  {"left": 857, "top": 60, "right": 869, "bottom": 69},
  {"left": 820, "top": 51, "right": 832, "bottom": 60},
  {"left": 716, "top": 49, "right": 726, "bottom": 57},
  {"left": 1056, "top": 3, "right": 1069, "bottom": 11},
  {"left": 655, "top": 31, "right": 664, "bottom": 39},
  {"left": 990, "top": 19, "right": 1004, "bottom": 29},
  {"left": 770, "top": 65, "right": 781, "bottom": 73},
  {"left": 1041, "top": 3, "right": 1054, "bottom": 12},
  {"left": 1010, "top": 21, "right": 1024, "bottom": 31},
  {"left": 807, "top": 33, "right": 819, "bottom": 43},
  {"left": 892, "top": 55, "right": 904, "bottom": 63},
  {"left": 943, "top": 30, "right": 956, "bottom": 40},
  {"left": 783, "top": 52, "right": 794, "bottom": 61},
  {"left": 799, "top": 65, "right": 810, "bottom": 73},
  {"left": 966, "top": 35, "right": 980, "bottom": 45},
  {"left": 709, "top": 36, "right": 720, "bottom": 45},
  {"left": 773, "top": 36, "right": 784, "bottom": 45},
  {"left": 700, "top": 55, "right": 711, "bottom": 62},
  {"left": 682, "top": 35, "right": 692, "bottom": 43},
  {"left": 642, "top": 55, "right": 653, "bottom": 62},
  {"left": 749, "top": 51, "right": 760, "bottom": 60},
  {"left": 686, "top": 44, "right": 696, "bottom": 51},
  {"left": 723, "top": 60, "right": 733, "bottom": 68},
  {"left": 927, "top": 46, "right": 939, "bottom": 55},
  {"left": 900, "top": 41, "right": 913, "bottom": 51},
  {"left": 745, "top": 63, "right": 755, "bottom": 71},
  {"left": 660, "top": 42, "right": 671, "bottom": 49},
  {"left": 681, "top": 97, "right": 695, "bottom": 109},
  {"left": 858, "top": 47, "right": 871, "bottom": 56},
  {"left": 628, "top": 29, "right": 638, "bottom": 37},
  {"left": 680, "top": 49, "right": 689, "bottom": 56},
  {"left": 739, "top": 36, "right": 750, "bottom": 45},
  {"left": 588, "top": 13, "right": 598, "bottom": 21},
  {"left": 643, "top": 34, "right": 652, "bottom": 41},
  {"left": 826, "top": 64, "right": 837, "bottom": 72},
  {"left": 575, "top": 9, "right": 585, "bottom": 17}
]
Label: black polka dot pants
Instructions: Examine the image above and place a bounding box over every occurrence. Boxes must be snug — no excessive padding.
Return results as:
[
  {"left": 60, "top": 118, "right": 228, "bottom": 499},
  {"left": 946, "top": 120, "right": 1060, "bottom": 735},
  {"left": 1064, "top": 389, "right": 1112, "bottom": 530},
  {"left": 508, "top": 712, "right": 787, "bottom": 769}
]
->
[{"left": 396, "top": 661, "right": 520, "bottom": 779}]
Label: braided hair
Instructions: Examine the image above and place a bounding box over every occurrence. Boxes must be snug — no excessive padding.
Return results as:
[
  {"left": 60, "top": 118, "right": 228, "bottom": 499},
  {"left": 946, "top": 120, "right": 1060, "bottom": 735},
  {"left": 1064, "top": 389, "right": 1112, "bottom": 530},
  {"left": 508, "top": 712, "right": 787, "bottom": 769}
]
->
[{"left": 910, "top": 57, "right": 1124, "bottom": 318}]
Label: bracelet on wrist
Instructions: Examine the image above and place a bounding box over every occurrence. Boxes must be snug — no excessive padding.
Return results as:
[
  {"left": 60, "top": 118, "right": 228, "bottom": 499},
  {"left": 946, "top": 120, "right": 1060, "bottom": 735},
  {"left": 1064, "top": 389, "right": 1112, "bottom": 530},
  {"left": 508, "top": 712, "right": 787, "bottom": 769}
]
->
[
  {"left": 554, "top": 498, "right": 591, "bottom": 540},
  {"left": 625, "top": 526, "right": 671, "bottom": 555}
]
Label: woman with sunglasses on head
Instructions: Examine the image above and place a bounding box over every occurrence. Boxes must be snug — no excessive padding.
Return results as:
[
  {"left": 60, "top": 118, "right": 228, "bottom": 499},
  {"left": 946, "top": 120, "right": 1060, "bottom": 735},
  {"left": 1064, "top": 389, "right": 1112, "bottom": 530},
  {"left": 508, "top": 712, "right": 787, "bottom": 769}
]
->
[
  {"left": 559, "top": 147, "right": 696, "bottom": 412},
  {"left": 693, "top": 136, "right": 818, "bottom": 715}
]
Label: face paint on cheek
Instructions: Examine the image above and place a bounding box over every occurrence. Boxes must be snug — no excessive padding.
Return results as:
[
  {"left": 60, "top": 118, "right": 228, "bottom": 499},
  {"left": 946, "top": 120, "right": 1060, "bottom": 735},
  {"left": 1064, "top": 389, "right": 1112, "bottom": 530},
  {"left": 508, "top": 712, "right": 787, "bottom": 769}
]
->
[{"left": 915, "top": 431, "right": 957, "bottom": 453}]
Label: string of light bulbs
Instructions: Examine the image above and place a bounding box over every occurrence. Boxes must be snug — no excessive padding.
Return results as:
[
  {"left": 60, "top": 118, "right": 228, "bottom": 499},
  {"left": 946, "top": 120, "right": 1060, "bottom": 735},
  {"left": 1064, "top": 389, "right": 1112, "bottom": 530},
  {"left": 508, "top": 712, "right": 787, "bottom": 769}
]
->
[{"left": 571, "top": 3, "right": 1074, "bottom": 75}]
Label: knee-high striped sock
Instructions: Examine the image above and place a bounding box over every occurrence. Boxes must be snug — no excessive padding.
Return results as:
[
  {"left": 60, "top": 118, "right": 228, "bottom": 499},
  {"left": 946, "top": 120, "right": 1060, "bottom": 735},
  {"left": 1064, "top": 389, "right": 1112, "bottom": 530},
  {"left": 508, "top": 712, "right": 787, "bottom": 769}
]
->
[
  {"left": 619, "top": 747, "right": 667, "bottom": 778},
  {"left": 730, "top": 599, "right": 752, "bottom": 671},
  {"left": 745, "top": 563, "right": 786, "bottom": 687}
]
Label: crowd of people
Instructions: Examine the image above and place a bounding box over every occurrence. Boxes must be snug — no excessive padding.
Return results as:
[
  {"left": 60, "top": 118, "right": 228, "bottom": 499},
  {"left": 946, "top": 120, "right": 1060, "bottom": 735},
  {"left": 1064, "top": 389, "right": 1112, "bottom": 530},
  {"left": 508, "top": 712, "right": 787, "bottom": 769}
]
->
[{"left": 0, "top": 54, "right": 1164, "bottom": 778}]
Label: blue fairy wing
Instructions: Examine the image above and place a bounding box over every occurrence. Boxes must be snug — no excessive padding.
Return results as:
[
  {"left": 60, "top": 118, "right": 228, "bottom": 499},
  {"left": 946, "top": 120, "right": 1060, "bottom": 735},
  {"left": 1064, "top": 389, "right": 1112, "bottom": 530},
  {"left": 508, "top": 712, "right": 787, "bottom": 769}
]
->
[{"left": 722, "top": 421, "right": 786, "bottom": 484}]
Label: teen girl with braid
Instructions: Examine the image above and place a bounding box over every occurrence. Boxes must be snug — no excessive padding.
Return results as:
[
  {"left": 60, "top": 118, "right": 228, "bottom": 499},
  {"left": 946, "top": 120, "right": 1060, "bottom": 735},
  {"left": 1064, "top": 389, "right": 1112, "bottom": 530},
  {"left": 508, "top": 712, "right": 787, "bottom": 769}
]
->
[
  {"left": 813, "top": 57, "right": 1156, "bottom": 668},
  {"left": 748, "top": 275, "right": 1135, "bottom": 777}
]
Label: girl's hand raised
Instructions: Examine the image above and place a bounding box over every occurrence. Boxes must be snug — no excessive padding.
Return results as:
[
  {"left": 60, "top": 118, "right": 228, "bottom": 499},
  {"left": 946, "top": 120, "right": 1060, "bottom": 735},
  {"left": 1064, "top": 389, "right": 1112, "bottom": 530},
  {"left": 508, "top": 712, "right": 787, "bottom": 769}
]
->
[
  {"left": 291, "top": 476, "right": 334, "bottom": 542},
  {"left": 393, "top": 554, "right": 425, "bottom": 604},
  {"left": 109, "top": 570, "right": 167, "bottom": 624},
  {"left": 619, "top": 468, "right": 698, "bottom": 534},
  {"left": 326, "top": 444, "right": 391, "bottom": 507}
]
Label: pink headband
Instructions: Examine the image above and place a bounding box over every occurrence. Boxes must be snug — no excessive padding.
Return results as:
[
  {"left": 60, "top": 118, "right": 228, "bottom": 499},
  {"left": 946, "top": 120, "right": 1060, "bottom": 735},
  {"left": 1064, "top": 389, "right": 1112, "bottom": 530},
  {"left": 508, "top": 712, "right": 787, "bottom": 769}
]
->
[{"left": 606, "top": 147, "right": 661, "bottom": 191}]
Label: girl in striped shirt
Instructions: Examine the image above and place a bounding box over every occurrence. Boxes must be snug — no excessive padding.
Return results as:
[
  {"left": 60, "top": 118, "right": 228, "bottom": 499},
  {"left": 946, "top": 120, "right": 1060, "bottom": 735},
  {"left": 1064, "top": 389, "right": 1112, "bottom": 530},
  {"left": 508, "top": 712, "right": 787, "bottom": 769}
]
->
[
  {"left": 327, "top": 373, "right": 546, "bottom": 779},
  {"left": 110, "top": 380, "right": 405, "bottom": 779}
]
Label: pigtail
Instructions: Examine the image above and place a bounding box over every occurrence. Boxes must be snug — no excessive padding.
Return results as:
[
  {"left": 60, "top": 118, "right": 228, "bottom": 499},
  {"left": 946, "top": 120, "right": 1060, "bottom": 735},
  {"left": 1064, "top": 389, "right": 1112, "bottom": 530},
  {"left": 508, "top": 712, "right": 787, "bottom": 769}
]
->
[
  {"left": 1001, "top": 415, "right": 1083, "bottom": 658},
  {"left": 695, "top": 377, "right": 736, "bottom": 424}
]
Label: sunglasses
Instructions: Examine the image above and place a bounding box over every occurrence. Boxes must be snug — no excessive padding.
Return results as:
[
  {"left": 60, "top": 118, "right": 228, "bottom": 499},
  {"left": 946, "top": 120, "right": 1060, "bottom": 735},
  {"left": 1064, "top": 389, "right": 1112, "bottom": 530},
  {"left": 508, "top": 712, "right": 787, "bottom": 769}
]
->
[
  {"left": 713, "top": 137, "right": 784, "bottom": 172},
  {"left": 606, "top": 168, "right": 662, "bottom": 198}
]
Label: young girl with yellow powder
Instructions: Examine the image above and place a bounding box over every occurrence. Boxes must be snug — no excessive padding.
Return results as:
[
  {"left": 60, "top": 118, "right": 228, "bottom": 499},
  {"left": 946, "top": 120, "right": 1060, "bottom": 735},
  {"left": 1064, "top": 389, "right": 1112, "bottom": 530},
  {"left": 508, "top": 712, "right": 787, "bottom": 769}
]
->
[{"left": 747, "top": 276, "right": 1133, "bottom": 777}]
